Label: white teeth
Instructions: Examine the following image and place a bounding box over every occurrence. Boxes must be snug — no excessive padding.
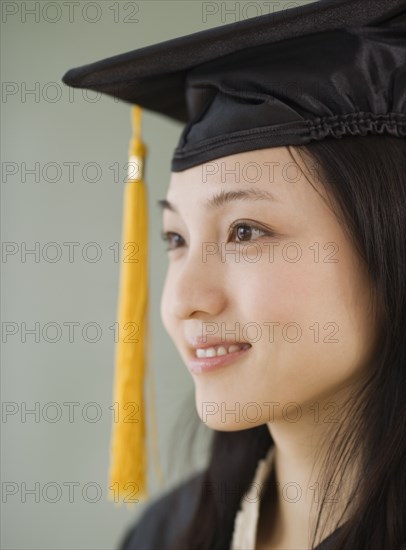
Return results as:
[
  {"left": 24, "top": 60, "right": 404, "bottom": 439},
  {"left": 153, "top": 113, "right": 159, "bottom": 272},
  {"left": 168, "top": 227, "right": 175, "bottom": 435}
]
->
[{"left": 195, "top": 344, "right": 250, "bottom": 358}]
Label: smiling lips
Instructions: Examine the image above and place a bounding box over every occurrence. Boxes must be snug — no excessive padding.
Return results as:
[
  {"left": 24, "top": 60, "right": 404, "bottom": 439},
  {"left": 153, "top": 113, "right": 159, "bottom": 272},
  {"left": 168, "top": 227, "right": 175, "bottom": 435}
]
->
[
  {"left": 186, "top": 340, "right": 252, "bottom": 374},
  {"left": 195, "top": 343, "right": 251, "bottom": 358}
]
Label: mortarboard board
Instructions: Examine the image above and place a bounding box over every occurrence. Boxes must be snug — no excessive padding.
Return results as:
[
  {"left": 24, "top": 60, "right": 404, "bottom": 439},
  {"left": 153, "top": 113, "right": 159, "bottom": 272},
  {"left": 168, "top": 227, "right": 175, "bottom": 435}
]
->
[{"left": 61, "top": 0, "right": 406, "bottom": 503}]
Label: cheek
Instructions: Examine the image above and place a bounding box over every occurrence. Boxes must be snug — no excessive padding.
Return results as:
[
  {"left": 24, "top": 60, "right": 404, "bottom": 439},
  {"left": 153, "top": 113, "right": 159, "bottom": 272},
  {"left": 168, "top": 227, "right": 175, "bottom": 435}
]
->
[
  {"left": 235, "top": 253, "right": 376, "bottom": 406},
  {"left": 160, "top": 271, "right": 174, "bottom": 339},
  {"left": 238, "top": 256, "right": 324, "bottom": 324}
]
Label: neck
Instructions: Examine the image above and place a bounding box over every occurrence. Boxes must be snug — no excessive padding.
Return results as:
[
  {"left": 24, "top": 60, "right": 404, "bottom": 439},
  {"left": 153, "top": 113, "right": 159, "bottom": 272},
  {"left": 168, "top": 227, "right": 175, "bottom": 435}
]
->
[{"left": 261, "top": 387, "right": 360, "bottom": 548}]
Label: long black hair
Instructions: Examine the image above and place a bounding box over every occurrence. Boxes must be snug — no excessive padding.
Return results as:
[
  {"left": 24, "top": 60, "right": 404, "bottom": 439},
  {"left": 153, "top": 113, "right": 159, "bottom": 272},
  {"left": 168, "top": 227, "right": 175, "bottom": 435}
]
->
[{"left": 168, "top": 134, "right": 406, "bottom": 550}]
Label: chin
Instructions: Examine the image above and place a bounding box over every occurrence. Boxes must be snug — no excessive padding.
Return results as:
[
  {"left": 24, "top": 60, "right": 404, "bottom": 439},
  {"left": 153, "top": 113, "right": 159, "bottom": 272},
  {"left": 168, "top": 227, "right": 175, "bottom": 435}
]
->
[{"left": 193, "top": 391, "right": 268, "bottom": 431}]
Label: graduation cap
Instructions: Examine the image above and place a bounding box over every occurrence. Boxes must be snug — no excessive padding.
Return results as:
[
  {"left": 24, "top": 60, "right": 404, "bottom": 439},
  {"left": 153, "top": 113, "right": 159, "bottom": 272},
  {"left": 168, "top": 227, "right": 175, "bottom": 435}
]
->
[{"left": 61, "top": 0, "right": 406, "bottom": 503}]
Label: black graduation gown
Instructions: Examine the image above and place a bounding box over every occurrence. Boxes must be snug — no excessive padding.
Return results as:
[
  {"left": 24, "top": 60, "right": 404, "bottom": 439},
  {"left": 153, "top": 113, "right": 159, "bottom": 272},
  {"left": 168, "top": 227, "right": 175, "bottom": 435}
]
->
[
  {"left": 119, "top": 470, "right": 203, "bottom": 550},
  {"left": 119, "top": 469, "right": 342, "bottom": 550}
]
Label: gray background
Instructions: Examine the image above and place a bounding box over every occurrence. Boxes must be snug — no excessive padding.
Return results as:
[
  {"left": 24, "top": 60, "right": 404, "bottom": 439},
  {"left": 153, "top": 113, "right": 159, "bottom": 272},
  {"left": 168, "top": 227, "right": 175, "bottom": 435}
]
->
[{"left": 1, "top": 1, "right": 310, "bottom": 548}]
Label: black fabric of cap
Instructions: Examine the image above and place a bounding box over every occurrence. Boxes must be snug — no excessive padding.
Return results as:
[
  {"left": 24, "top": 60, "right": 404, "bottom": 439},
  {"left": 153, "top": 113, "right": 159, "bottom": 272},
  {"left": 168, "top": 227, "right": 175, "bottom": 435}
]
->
[{"left": 62, "top": 0, "right": 406, "bottom": 171}]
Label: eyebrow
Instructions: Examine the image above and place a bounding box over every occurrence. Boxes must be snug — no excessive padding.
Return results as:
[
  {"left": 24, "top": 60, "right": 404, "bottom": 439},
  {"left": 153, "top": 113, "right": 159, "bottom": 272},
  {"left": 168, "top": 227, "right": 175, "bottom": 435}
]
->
[{"left": 157, "top": 187, "right": 279, "bottom": 213}]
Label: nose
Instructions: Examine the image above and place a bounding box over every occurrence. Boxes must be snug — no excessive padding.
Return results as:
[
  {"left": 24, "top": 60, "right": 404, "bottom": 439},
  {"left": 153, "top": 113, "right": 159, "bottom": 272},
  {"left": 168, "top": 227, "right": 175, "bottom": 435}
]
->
[{"left": 169, "top": 249, "right": 227, "bottom": 320}]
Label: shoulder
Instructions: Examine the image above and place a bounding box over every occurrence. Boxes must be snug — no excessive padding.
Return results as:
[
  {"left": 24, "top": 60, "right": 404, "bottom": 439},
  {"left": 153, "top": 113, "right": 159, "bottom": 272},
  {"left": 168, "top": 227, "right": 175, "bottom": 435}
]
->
[{"left": 119, "top": 469, "right": 206, "bottom": 550}]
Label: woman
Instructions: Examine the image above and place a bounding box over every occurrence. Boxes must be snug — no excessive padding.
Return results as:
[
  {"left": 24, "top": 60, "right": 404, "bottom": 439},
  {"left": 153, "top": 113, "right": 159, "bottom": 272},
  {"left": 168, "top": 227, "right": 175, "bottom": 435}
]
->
[{"left": 62, "top": 0, "right": 406, "bottom": 548}]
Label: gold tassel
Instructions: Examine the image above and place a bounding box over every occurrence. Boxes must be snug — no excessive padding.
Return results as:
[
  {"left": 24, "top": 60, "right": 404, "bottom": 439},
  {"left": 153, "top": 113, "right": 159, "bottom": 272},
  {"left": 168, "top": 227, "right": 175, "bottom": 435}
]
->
[{"left": 109, "top": 105, "right": 159, "bottom": 504}]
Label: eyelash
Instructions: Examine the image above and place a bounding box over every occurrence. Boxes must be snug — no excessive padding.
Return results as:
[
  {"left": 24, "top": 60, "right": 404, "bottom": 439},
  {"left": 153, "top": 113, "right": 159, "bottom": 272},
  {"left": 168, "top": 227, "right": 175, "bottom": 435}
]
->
[{"left": 161, "top": 220, "right": 276, "bottom": 252}]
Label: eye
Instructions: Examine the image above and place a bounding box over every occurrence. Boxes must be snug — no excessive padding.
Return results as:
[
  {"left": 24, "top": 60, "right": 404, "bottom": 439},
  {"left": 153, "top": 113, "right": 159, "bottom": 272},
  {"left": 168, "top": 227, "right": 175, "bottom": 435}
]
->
[
  {"left": 228, "top": 221, "right": 274, "bottom": 243},
  {"left": 161, "top": 230, "right": 185, "bottom": 251}
]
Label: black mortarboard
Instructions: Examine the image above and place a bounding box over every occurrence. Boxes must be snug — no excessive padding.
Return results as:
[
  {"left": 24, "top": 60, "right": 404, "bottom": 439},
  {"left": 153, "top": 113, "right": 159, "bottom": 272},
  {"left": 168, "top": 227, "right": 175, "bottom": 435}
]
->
[
  {"left": 63, "top": 0, "right": 405, "bottom": 173},
  {"left": 61, "top": 0, "right": 406, "bottom": 503}
]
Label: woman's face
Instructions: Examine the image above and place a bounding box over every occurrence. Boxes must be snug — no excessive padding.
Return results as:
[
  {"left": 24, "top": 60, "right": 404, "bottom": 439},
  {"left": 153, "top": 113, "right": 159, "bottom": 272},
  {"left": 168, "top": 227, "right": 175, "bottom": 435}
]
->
[{"left": 160, "top": 146, "right": 379, "bottom": 430}]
